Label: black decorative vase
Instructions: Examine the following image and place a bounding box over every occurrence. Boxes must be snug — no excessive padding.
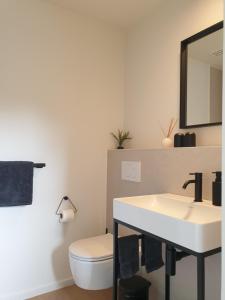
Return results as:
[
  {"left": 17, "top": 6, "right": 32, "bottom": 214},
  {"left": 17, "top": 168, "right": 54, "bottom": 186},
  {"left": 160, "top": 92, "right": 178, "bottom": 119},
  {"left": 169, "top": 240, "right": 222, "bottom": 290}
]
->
[
  {"left": 184, "top": 133, "right": 196, "bottom": 147},
  {"left": 174, "top": 133, "right": 184, "bottom": 147},
  {"left": 117, "top": 146, "right": 124, "bottom": 149}
]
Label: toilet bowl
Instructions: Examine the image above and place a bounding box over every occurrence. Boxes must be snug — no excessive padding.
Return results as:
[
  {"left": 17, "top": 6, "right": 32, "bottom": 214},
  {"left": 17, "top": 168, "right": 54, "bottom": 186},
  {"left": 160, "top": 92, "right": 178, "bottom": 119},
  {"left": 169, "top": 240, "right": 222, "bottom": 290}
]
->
[{"left": 69, "top": 233, "right": 113, "bottom": 290}]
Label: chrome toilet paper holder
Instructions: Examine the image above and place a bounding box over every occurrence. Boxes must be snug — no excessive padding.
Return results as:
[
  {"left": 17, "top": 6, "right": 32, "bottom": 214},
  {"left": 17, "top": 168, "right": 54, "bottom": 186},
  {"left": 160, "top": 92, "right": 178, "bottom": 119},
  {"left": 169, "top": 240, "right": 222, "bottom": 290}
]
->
[{"left": 56, "top": 196, "right": 78, "bottom": 217}]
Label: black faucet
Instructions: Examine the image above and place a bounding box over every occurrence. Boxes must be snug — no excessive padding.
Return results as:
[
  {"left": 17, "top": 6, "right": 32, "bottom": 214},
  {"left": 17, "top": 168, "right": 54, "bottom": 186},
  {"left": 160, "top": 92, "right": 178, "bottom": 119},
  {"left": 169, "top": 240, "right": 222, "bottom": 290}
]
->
[{"left": 182, "top": 172, "right": 202, "bottom": 202}]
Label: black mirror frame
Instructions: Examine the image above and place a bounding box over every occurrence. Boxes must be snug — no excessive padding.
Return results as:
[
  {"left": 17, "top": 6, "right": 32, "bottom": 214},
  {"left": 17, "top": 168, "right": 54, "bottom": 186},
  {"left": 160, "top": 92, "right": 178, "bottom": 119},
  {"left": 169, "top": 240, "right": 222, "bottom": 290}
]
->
[{"left": 180, "top": 21, "right": 223, "bottom": 129}]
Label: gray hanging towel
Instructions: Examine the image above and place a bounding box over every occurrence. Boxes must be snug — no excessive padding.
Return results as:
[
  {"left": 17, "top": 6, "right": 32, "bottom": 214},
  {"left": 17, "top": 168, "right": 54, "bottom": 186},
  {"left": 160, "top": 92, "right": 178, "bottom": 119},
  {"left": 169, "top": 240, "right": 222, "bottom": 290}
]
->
[
  {"left": 0, "top": 161, "right": 34, "bottom": 207},
  {"left": 118, "top": 235, "right": 139, "bottom": 279},
  {"left": 141, "top": 235, "right": 164, "bottom": 272}
]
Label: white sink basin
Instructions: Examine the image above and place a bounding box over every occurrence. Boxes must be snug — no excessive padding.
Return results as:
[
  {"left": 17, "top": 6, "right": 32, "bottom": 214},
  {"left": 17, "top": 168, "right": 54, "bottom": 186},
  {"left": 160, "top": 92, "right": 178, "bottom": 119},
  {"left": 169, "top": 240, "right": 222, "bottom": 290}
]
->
[{"left": 113, "top": 193, "right": 221, "bottom": 253}]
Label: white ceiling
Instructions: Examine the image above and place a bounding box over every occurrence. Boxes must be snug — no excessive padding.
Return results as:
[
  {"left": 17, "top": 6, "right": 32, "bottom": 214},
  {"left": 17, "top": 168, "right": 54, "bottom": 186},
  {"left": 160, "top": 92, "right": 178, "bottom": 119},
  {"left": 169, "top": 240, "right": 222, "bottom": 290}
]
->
[{"left": 47, "top": 0, "right": 161, "bottom": 29}]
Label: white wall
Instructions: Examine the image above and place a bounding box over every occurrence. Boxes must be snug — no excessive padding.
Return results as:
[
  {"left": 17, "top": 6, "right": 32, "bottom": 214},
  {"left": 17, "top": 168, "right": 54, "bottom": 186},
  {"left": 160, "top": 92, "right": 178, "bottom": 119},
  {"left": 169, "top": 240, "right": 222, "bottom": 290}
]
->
[
  {"left": 125, "top": 0, "right": 223, "bottom": 148},
  {"left": 124, "top": 1, "right": 223, "bottom": 299},
  {"left": 0, "top": 1, "right": 124, "bottom": 299},
  {"left": 222, "top": 1, "right": 225, "bottom": 298}
]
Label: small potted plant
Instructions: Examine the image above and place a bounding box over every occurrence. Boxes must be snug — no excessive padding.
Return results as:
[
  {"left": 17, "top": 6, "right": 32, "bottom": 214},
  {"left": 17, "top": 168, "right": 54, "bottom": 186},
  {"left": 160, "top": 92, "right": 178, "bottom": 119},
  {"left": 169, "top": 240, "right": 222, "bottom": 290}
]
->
[{"left": 111, "top": 130, "right": 132, "bottom": 149}]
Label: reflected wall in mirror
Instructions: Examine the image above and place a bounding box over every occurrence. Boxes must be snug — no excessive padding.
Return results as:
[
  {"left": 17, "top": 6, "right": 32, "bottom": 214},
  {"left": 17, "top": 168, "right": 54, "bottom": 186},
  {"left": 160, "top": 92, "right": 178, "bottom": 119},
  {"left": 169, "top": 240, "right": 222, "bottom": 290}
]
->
[{"left": 180, "top": 21, "right": 223, "bottom": 128}]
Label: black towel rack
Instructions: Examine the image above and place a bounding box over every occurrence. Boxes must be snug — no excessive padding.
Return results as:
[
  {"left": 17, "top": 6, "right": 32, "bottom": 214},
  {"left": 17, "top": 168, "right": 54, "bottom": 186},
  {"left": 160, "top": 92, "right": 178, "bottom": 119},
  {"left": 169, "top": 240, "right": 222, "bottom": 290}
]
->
[{"left": 33, "top": 163, "right": 46, "bottom": 168}]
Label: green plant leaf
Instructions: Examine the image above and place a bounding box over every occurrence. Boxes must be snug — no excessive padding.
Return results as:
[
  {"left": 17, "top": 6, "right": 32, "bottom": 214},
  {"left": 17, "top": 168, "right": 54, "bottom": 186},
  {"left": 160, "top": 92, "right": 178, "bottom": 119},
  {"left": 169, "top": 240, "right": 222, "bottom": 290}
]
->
[
  {"left": 111, "top": 129, "right": 132, "bottom": 147},
  {"left": 111, "top": 132, "right": 120, "bottom": 143}
]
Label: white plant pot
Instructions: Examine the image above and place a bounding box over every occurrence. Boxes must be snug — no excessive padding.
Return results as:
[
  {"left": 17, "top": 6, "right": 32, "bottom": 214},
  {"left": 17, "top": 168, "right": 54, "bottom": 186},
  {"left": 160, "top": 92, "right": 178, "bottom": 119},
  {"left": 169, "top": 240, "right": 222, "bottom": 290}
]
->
[{"left": 162, "top": 137, "right": 173, "bottom": 148}]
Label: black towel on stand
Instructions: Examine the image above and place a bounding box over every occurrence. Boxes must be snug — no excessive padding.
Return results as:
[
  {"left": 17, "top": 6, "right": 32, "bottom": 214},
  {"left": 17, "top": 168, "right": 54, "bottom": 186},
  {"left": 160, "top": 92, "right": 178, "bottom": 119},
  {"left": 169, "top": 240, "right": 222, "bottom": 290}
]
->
[
  {"left": 142, "top": 235, "right": 164, "bottom": 272},
  {"left": 118, "top": 235, "right": 139, "bottom": 279},
  {"left": 0, "top": 161, "right": 34, "bottom": 207}
]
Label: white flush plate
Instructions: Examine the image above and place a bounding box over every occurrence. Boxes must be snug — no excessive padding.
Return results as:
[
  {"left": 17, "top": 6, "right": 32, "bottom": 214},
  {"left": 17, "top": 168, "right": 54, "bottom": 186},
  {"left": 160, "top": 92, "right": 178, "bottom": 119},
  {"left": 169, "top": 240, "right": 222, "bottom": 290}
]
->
[{"left": 121, "top": 161, "right": 141, "bottom": 182}]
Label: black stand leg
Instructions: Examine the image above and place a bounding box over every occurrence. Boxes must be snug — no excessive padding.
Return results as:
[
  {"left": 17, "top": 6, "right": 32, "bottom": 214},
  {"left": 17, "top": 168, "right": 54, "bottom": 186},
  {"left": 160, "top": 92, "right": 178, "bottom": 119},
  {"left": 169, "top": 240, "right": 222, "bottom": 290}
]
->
[
  {"left": 197, "top": 255, "right": 205, "bottom": 300},
  {"left": 113, "top": 221, "right": 118, "bottom": 300},
  {"left": 165, "top": 274, "right": 170, "bottom": 300},
  {"left": 165, "top": 244, "right": 170, "bottom": 300}
]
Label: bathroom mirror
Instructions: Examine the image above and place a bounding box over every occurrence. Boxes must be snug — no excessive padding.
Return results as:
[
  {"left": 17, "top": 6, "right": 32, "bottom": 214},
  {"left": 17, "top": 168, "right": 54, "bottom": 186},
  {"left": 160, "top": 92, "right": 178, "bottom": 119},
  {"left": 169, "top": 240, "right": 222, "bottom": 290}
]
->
[{"left": 180, "top": 21, "right": 223, "bottom": 128}]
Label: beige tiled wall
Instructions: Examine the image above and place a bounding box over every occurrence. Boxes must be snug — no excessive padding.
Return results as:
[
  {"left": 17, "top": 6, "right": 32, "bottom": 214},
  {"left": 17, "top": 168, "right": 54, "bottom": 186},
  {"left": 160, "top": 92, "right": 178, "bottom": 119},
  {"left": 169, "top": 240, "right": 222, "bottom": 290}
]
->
[
  {"left": 106, "top": 146, "right": 221, "bottom": 300},
  {"left": 107, "top": 146, "right": 221, "bottom": 230}
]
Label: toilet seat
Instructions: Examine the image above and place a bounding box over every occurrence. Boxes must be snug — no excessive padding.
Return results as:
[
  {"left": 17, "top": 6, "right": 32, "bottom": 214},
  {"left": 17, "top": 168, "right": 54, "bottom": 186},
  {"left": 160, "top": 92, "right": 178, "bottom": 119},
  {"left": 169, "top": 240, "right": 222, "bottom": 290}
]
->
[
  {"left": 70, "top": 254, "right": 113, "bottom": 262},
  {"left": 69, "top": 233, "right": 113, "bottom": 262}
]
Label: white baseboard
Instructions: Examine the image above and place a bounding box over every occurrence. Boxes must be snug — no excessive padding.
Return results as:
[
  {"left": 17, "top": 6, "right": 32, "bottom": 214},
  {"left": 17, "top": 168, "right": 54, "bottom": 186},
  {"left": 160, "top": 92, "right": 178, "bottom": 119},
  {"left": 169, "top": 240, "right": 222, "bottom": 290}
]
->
[{"left": 0, "top": 277, "right": 74, "bottom": 300}]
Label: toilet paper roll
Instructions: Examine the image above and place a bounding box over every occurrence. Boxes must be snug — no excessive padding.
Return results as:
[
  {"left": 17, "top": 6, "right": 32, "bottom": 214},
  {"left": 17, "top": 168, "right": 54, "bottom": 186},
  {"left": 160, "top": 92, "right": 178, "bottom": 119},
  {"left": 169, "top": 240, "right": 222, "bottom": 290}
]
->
[{"left": 59, "top": 209, "right": 75, "bottom": 223}]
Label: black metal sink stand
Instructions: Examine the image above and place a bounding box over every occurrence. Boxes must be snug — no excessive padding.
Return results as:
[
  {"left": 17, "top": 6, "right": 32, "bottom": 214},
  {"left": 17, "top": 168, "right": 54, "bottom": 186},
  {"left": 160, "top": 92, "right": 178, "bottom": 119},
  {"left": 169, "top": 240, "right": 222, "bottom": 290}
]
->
[{"left": 113, "top": 219, "right": 221, "bottom": 300}]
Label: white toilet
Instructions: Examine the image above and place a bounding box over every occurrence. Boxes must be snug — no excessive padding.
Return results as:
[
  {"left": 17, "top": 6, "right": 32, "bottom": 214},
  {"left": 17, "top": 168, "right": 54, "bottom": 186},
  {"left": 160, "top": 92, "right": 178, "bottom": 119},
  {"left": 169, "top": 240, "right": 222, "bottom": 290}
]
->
[{"left": 69, "top": 233, "right": 113, "bottom": 290}]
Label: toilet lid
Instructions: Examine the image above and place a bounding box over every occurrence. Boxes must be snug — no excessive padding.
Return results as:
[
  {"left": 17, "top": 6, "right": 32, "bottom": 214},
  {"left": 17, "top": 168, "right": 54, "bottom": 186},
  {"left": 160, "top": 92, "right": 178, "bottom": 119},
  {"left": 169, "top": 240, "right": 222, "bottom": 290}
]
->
[{"left": 69, "top": 233, "right": 113, "bottom": 262}]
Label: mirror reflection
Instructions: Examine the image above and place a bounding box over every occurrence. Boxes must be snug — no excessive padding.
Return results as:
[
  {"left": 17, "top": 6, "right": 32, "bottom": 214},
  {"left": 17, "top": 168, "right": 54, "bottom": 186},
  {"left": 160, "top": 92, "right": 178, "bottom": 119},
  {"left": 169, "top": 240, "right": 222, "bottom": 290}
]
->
[{"left": 187, "top": 28, "right": 223, "bottom": 126}]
